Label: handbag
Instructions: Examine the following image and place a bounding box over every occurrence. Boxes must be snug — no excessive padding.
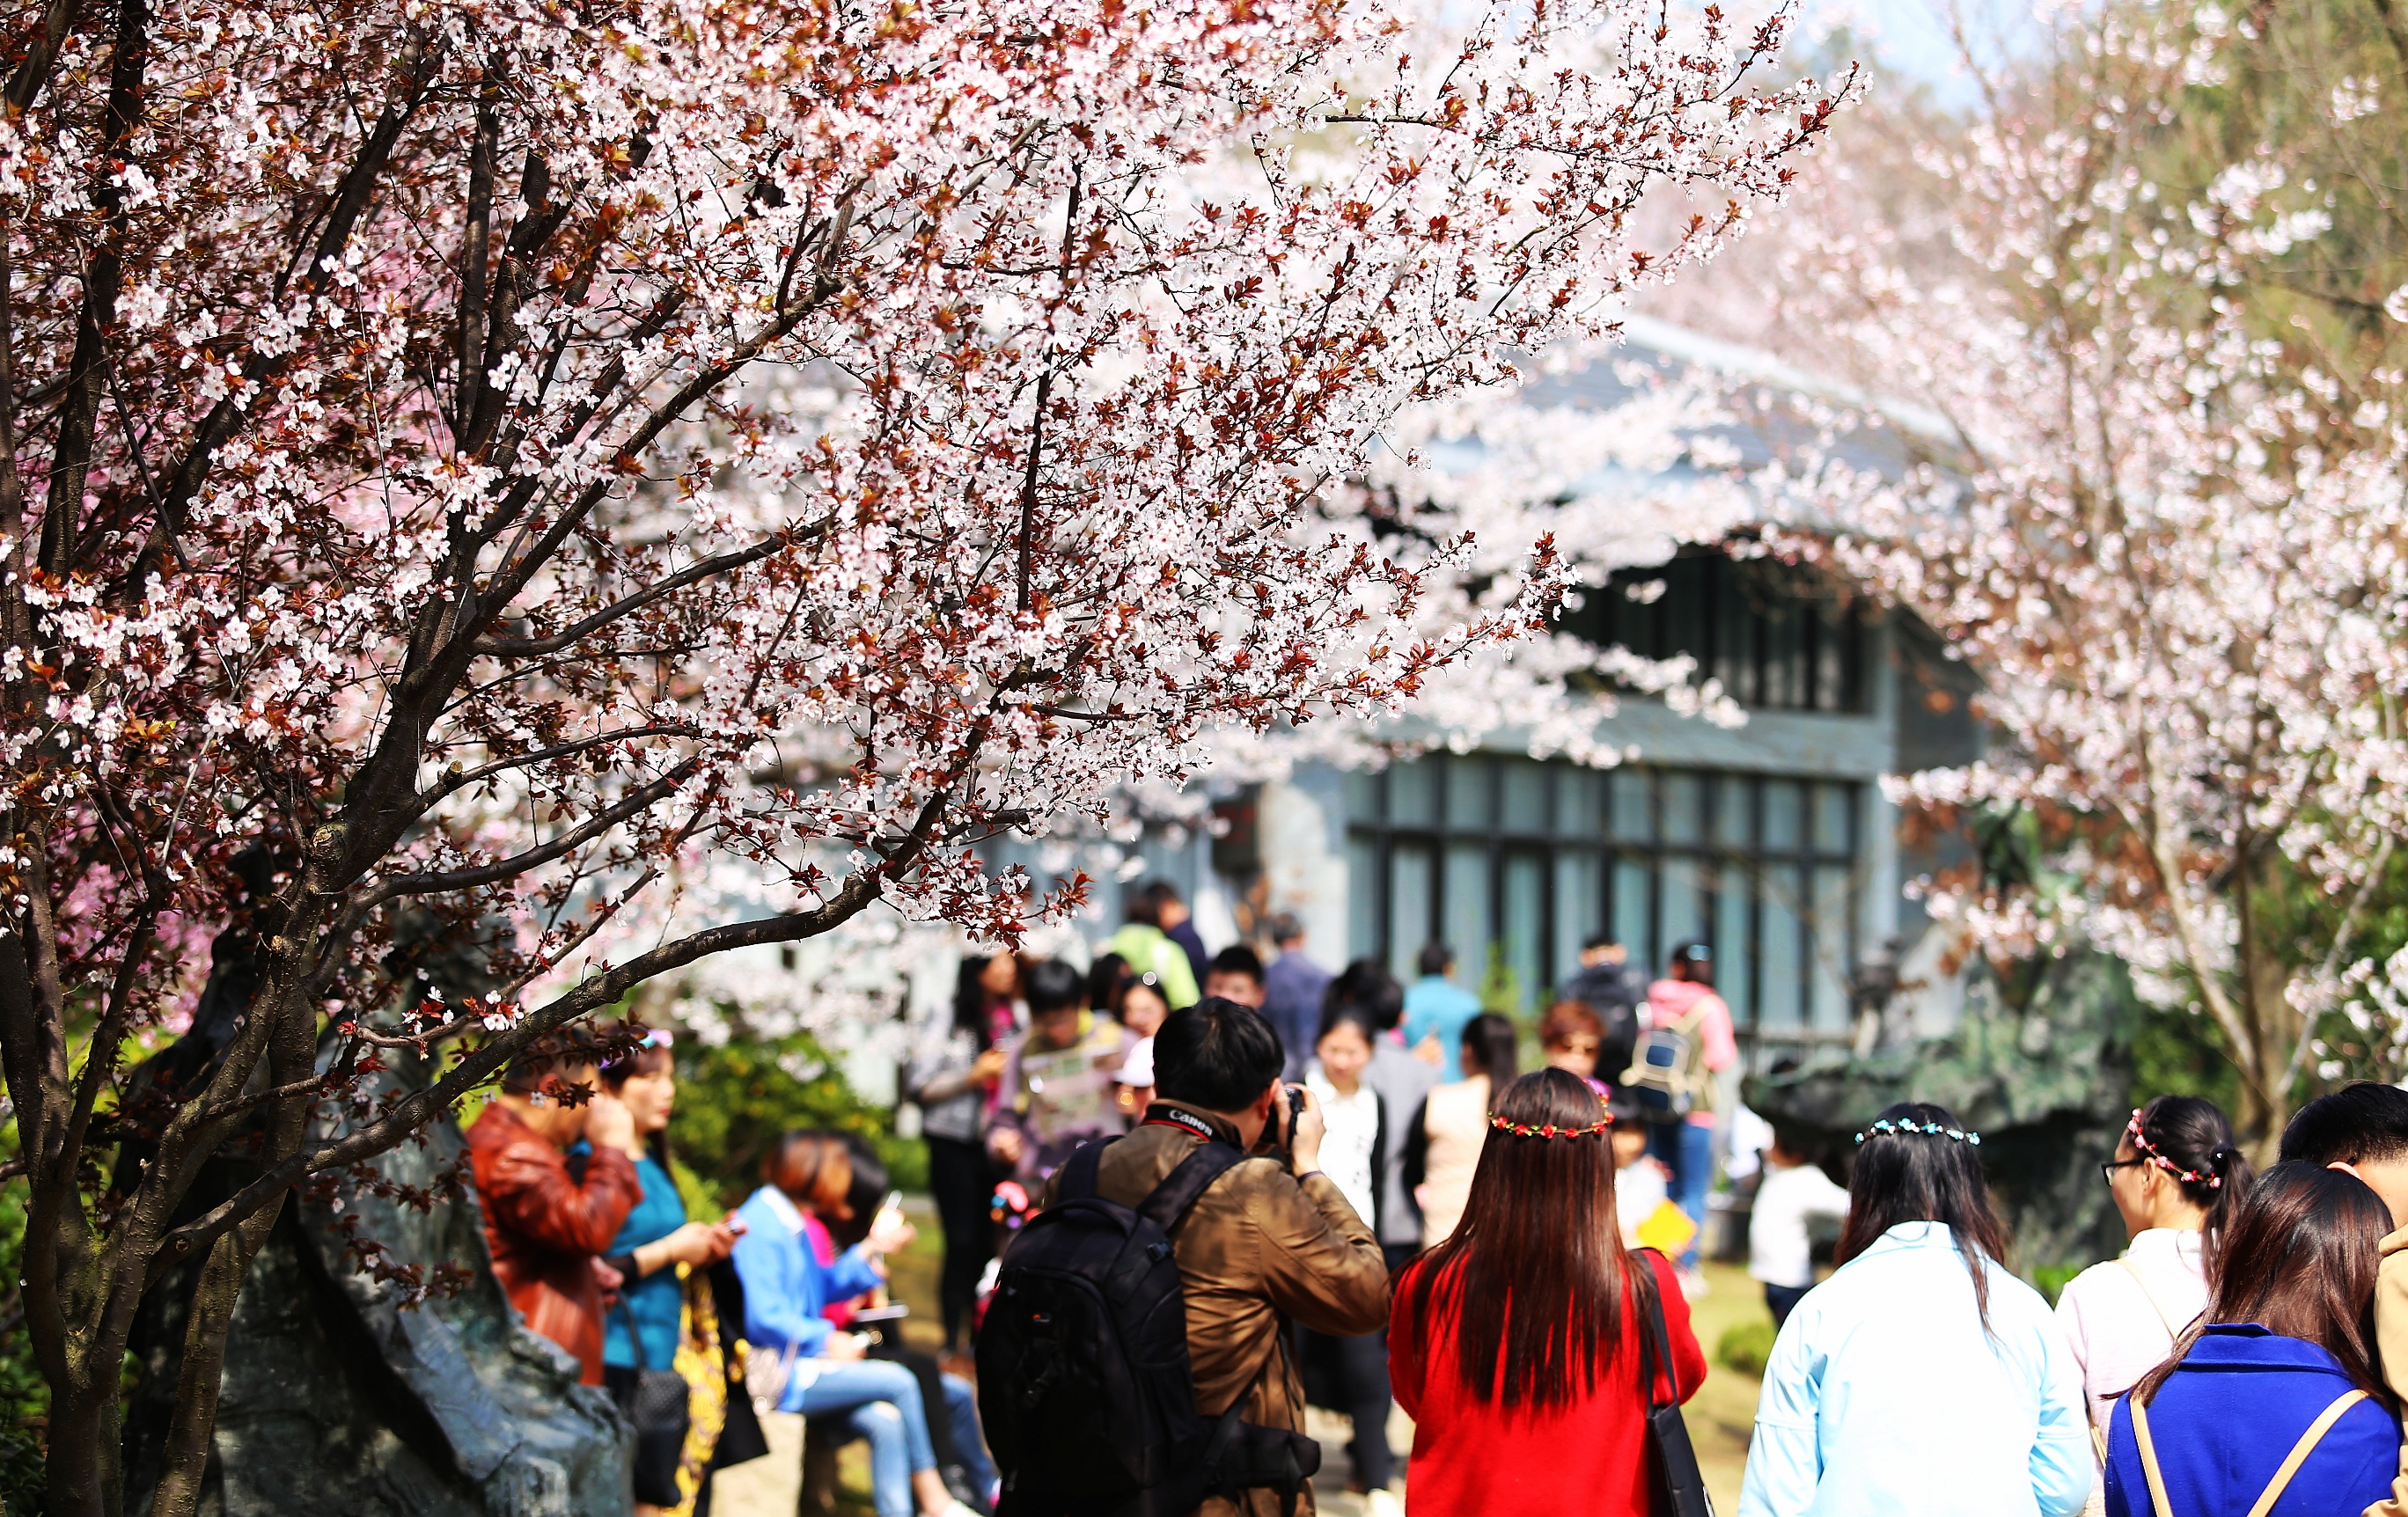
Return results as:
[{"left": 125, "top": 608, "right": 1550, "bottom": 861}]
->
[{"left": 1631, "top": 1252, "right": 1714, "bottom": 1517}]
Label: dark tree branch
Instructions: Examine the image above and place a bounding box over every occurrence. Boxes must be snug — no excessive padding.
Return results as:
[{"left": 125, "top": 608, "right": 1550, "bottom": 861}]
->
[
  {"left": 361, "top": 756, "right": 705, "bottom": 904},
  {"left": 474, "top": 539, "right": 789, "bottom": 656}
]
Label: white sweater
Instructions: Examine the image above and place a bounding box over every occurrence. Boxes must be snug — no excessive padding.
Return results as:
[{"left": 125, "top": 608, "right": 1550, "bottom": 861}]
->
[{"left": 2052, "top": 1228, "right": 2208, "bottom": 1436}]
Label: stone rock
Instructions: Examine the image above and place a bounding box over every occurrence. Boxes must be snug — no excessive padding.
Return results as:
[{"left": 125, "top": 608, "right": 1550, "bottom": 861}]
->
[
  {"left": 128, "top": 1051, "right": 629, "bottom": 1516},
  {"left": 1744, "top": 949, "right": 2137, "bottom": 1274}
]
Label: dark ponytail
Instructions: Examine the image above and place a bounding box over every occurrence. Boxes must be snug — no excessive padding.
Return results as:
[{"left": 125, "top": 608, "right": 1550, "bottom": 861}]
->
[
  {"left": 1459, "top": 1013, "right": 1521, "bottom": 1096},
  {"left": 2129, "top": 1095, "right": 2254, "bottom": 1282}
]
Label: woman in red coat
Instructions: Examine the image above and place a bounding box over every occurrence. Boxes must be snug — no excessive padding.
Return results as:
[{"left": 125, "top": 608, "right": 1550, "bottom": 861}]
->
[{"left": 1390, "top": 1067, "right": 1707, "bottom": 1515}]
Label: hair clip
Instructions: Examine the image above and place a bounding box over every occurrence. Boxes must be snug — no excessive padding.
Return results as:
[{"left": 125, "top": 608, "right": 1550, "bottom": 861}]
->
[
  {"left": 1854, "top": 1118, "right": 1981, "bottom": 1147},
  {"left": 2125, "top": 1108, "right": 2220, "bottom": 1189}
]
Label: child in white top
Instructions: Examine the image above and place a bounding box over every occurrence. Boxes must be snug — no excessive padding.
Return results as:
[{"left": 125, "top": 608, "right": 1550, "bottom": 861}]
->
[
  {"left": 1611, "top": 1096, "right": 1678, "bottom": 1248},
  {"left": 1749, "top": 1133, "right": 1849, "bottom": 1326},
  {"left": 2052, "top": 1096, "right": 2248, "bottom": 1516}
]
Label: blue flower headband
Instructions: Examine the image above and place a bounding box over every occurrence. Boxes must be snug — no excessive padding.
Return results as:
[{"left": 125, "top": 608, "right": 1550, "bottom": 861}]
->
[{"left": 1854, "top": 1118, "right": 1981, "bottom": 1147}]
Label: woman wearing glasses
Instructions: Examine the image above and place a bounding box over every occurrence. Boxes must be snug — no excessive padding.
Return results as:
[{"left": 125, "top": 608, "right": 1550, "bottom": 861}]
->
[{"left": 2052, "top": 1095, "right": 2251, "bottom": 1515}]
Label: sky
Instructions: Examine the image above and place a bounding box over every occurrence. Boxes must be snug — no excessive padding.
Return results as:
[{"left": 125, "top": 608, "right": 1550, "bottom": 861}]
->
[{"left": 1816, "top": 0, "right": 2034, "bottom": 106}]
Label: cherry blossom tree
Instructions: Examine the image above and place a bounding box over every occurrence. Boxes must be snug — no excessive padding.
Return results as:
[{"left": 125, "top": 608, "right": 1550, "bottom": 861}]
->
[
  {"left": 1747, "top": 0, "right": 2408, "bottom": 1144},
  {"left": 0, "top": 0, "right": 1846, "bottom": 1506}
]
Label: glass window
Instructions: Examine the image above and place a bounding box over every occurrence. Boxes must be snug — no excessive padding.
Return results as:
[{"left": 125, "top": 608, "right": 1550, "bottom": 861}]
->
[
  {"left": 1810, "top": 865, "right": 1854, "bottom": 1030},
  {"left": 1561, "top": 552, "right": 1870, "bottom": 714},
  {"left": 1758, "top": 864, "right": 1804, "bottom": 1030},
  {"left": 1390, "top": 844, "right": 1435, "bottom": 980},
  {"left": 1613, "top": 856, "right": 1653, "bottom": 968},
  {"left": 1553, "top": 850, "right": 1600, "bottom": 984},
  {"left": 1714, "top": 776, "right": 1751, "bottom": 847},
  {"left": 1349, "top": 837, "right": 1380, "bottom": 967},
  {"left": 1661, "top": 856, "right": 1708, "bottom": 959},
  {"left": 1763, "top": 780, "right": 1802, "bottom": 851},
  {"left": 1501, "top": 758, "right": 1548, "bottom": 834},
  {"left": 1346, "top": 769, "right": 1383, "bottom": 826},
  {"left": 1717, "top": 870, "right": 1754, "bottom": 1027},
  {"left": 1391, "top": 763, "right": 1436, "bottom": 827},
  {"left": 1760, "top": 601, "right": 1798, "bottom": 707},
  {"left": 1716, "top": 589, "right": 1758, "bottom": 706},
  {"left": 1558, "top": 767, "right": 1600, "bottom": 839},
  {"left": 1611, "top": 768, "right": 1652, "bottom": 842},
  {"left": 1444, "top": 843, "right": 1489, "bottom": 966},
  {"left": 1816, "top": 614, "right": 1848, "bottom": 713},
  {"left": 1502, "top": 853, "right": 1545, "bottom": 1014},
  {"left": 1347, "top": 755, "right": 1861, "bottom": 1056},
  {"left": 1662, "top": 773, "right": 1703, "bottom": 846},
  {"left": 1814, "top": 783, "right": 1853, "bottom": 855},
  {"left": 1445, "top": 757, "right": 1491, "bottom": 831}
]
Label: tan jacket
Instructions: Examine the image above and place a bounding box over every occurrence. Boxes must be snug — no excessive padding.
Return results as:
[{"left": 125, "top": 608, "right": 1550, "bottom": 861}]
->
[
  {"left": 2368, "top": 1225, "right": 2408, "bottom": 1517},
  {"left": 1040, "top": 1102, "right": 1390, "bottom": 1516}
]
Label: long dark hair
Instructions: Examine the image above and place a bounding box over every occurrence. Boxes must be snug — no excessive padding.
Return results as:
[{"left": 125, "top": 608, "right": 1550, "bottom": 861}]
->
[
  {"left": 2127, "top": 1094, "right": 2254, "bottom": 1279},
  {"left": 952, "top": 954, "right": 1017, "bottom": 1048},
  {"left": 1834, "top": 1101, "right": 2012, "bottom": 1327},
  {"left": 1459, "top": 1012, "right": 1519, "bottom": 1089},
  {"left": 598, "top": 1035, "right": 676, "bottom": 1169},
  {"left": 823, "top": 1132, "right": 889, "bottom": 1252},
  {"left": 1399, "top": 1069, "right": 1633, "bottom": 1411},
  {"left": 2132, "top": 1163, "right": 2392, "bottom": 1411}
]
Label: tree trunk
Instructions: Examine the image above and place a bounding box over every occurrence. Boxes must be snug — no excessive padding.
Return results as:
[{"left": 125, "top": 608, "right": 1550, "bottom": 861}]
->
[
  {"left": 45, "top": 1363, "right": 126, "bottom": 1517},
  {"left": 143, "top": 1204, "right": 278, "bottom": 1517}
]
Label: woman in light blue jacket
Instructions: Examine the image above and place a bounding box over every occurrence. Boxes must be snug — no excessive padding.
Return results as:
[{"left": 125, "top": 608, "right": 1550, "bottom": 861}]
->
[{"left": 1739, "top": 1102, "right": 2093, "bottom": 1517}]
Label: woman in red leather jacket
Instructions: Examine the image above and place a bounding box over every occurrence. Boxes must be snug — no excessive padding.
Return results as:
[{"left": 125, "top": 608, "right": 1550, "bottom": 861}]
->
[{"left": 466, "top": 1034, "right": 643, "bottom": 1384}]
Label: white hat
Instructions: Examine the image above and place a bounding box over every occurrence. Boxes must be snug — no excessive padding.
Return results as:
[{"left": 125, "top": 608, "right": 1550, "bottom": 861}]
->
[{"left": 1120, "top": 1035, "right": 1155, "bottom": 1088}]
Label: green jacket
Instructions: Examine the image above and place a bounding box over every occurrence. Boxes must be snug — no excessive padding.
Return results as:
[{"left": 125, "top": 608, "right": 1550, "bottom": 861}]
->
[{"left": 1102, "top": 922, "right": 1200, "bottom": 1008}]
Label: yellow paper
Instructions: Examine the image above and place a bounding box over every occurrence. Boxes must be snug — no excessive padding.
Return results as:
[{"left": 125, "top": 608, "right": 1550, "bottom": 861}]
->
[{"left": 1635, "top": 1199, "right": 1698, "bottom": 1257}]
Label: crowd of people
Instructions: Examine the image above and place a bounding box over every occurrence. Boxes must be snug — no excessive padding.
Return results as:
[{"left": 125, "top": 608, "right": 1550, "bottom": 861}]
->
[
  {"left": 454, "top": 877, "right": 2408, "bottom": 1517},
  {"left": 466, "top": 1025, "right": 991, "bottom": 1517},
  {"left": 894, "top": 881, "right": 1748, "bottom": 1515}
]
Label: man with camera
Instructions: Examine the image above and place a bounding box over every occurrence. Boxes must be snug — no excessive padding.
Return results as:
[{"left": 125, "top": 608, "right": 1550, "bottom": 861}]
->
[{"left": 1039, "top": 996, "right": 1389, "bottom": 1515}]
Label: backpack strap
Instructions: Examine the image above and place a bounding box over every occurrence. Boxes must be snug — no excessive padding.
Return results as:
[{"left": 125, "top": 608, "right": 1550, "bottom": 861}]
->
[
  {"left": 2129, "top": 1397, "right": 2177, "bottom": 1517},
  {"left": 1056, "top": 1137, "right": 1117, "bottom": 1202},
  {"left": 1146, "top": 1140, "right": 1306, "bottom": 1517},
  {"left": 2243, "top": 1389, "right": 2367, "bottom": 1517},
  {"left": 1134, "top": 1140, "right": 1249, "bottom": 1232},
  {"left": 2118, "top": 1256, "right": 2194, "bottom": 1339},
  {"left": 2131, "top": 1382, "right": 2366, "bottom": 1517}
]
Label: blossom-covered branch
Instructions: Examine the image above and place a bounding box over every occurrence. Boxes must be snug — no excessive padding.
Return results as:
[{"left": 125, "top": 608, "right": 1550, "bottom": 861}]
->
[{"left": 0, "top": 0, "right": 1846, "bottom": 1507}]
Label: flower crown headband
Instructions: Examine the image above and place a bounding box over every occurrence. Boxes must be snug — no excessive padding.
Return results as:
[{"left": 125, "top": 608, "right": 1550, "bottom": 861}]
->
[
  {"left": 2126, "top": 1108, "right": 2221, "bottom": 1189},
  {"left": 1489, "top": 1102, "right": 1613, "bottom": 1140},
  {"left": 1854, "top": 1118, "right": 1981, "bottom": 1147}
]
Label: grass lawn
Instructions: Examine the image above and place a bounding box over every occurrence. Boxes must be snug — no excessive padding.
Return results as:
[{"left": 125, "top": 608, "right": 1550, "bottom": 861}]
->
[{"left": 1684, "top": 1259, "right": 1773, "bottom": 1513}]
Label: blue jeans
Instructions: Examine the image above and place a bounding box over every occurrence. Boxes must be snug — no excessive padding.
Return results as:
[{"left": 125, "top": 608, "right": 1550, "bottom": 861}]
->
[
  {"left": 794, "top": 1360, "right": 938, "bottom": 1517},
  {"left": 1764, "top": 1281, "right": 1810, "bottom": 1330},
  {"left": 937, "top": 1374, "right": 995, "bottom": 1500},
  {"left": 1647, "top": 1119, "right": 1715, "bottom": 1270}
]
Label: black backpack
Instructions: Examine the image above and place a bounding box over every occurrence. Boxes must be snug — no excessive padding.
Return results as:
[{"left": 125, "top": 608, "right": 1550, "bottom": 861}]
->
[{"left": 977, "top": 1137, "right": 1321, "bottom": 1517}]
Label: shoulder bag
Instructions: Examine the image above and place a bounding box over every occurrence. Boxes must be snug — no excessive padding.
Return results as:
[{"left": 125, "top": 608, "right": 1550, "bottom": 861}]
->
[
  {"left": 1631, "top": 1250, "right": 1714, "bottom": 1517},
  {"left": 615, "top": 1295, "right": 694, "bottom": 1504}
]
